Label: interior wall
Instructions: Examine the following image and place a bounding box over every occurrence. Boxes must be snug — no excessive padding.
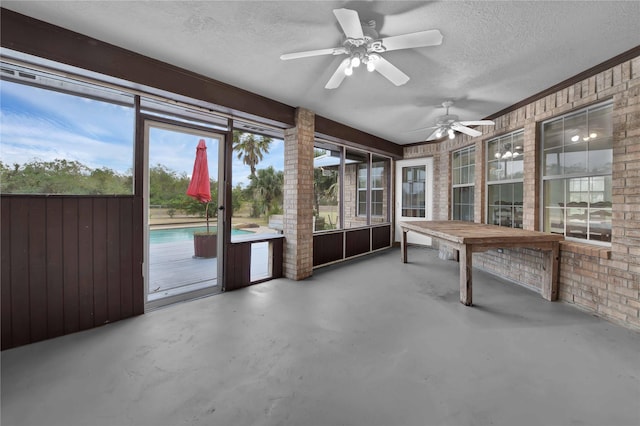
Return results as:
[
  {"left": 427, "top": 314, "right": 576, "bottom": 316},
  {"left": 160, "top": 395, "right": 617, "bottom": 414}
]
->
[
  {"left": 404, "top": 54, "right": 640, "bottom": 331},
  {"left": 1, "top": 196, "right": 145, "bottom": 350}
]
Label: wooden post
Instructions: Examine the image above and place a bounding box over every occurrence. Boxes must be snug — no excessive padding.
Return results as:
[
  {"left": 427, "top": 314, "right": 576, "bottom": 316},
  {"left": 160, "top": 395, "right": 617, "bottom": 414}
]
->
[
  {"left": 459, "top": 244, "right": 473, "bottom": 306},
  {"left": 541, "top": 242, "right": 560, "bottom": 301},
  {"left": 401, "top": 229, "right": 408, "bottom": 263}
]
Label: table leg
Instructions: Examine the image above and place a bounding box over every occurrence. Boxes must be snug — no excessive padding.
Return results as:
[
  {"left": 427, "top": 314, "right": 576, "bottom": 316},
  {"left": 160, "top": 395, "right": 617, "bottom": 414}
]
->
[
  {"left": 541, "top": 242, "right": 560, "bottom": 301},
  {"left": 459, "top": 244, "right": 473, "bottom": 306},
  {"left": 401, "top": 229, "right": 408, "bottom": 263}
]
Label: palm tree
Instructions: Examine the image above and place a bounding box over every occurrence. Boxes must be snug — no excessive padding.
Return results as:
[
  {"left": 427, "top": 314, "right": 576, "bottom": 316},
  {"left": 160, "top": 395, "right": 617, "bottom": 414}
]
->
[
  {"left": 247, "top": 166, "right": 283, "bottom": 217},
  {"left": 233, "top": 131, "right": 272, "bottom": 177}
]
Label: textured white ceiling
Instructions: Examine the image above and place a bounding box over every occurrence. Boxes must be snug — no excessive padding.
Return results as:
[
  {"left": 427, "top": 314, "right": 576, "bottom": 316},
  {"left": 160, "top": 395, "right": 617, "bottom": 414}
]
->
[{"left": 3, "top": 1, "right": 639, "bottom": 144}]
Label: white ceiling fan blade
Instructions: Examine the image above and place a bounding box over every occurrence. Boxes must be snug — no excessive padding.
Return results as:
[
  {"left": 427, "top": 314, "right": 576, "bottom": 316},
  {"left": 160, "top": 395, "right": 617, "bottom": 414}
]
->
[
  {"left": 374, "top": 57, "right": 409, "bottom": 86},
  {"left": 333, "top": 8, "right": 364, "bottom": 39},
  {"left": 325, "top": 58, "right": 350, "bottom": 89},
  {"left": 380, "top": 29, "right": 443, "bottom": 52},
  {"left": 425, "top": 127, "right": 444, "bottom": 141},
  {"left": 459, "top": 120, "right": 495, "bottom": 126},
  {"left": 280, "top": 47, "right": 346, "bottom": 60},
  {"left": 451, "top": 123, "right": 482, "bottom": 137}
]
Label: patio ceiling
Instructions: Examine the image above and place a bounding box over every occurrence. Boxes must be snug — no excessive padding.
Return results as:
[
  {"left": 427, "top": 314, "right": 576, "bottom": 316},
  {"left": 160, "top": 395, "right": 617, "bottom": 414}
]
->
[{"left": 2, "top": 1, "right": 639, "bottom": 145}]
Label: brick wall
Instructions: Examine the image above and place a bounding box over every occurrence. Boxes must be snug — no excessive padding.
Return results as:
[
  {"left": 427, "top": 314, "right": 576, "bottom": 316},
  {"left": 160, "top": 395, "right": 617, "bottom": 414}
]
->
[
  {"left": 283, "top": 108, "right": 314, "bottom": 280},
  {"left": 404, "top": 55, "right": 640, "bottom": 330}
]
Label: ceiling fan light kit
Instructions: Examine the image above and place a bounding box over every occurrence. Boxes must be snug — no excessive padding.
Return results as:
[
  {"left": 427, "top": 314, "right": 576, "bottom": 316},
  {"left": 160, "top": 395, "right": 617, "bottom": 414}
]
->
[{"left": 280, "top": 8, "right": 443, "bottom": 89}]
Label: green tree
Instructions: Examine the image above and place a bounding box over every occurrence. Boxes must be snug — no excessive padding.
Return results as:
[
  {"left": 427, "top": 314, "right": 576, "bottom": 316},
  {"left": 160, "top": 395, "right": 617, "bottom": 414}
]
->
[
  {"left": 0, "top": 159, "right": 130, "bottom": 195},
  {"left": 233, "top": 131, "right": 272, "bottom": 177},
  {"left": 246, "top": 166, "right": 283, "bottom": 218}
]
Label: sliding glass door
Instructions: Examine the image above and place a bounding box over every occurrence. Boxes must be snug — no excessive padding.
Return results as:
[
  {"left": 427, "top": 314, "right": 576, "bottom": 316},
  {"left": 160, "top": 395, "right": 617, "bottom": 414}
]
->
[{"left": 144, "top": 120, "right": 224, "bottom": 309}]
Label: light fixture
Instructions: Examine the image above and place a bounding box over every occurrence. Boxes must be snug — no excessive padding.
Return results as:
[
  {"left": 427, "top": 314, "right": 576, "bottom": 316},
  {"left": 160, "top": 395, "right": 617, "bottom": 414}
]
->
[
  {"left": 435, "top": 130, "right": 443, "bottom": 138},
  {"left": 448, "top": 129, "right": 455, "bottom": 139},
  {"left": 589, "top": 132, "right": 597, "bottom": 138},
  {"left": 494, "top": 152, "right": 501, "bottom": 159},
  {"left": 367, "top": 61, "right": 375, "bottom": 72},
  {"left": 344, "top": 66, "right": 353, "bottom": 76},
  {"left": 502, "top": 150, "right": 513, "bottom": 159},
  {"left": 351, "top": 55, "right": 361, "bottom": 68},
  {"left": 571, "top": 135, "right": 580, "bottom": 142}
]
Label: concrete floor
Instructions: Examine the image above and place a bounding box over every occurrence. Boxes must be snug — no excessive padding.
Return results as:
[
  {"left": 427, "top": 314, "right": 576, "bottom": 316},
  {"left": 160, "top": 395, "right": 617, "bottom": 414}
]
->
[{"left": 2, "top": 247, "right": 639, "bottom": 426}]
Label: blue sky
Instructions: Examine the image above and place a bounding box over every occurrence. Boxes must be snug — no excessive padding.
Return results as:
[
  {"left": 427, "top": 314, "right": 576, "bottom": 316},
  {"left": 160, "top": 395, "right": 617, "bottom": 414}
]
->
[{"left": 0, "top": 79, "right": 284, "bottom": 187}]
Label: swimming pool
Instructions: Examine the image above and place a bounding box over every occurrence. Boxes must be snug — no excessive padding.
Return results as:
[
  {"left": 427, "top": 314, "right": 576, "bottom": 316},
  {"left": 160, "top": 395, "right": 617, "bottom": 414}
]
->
[{"left": 150, "top": 226, "right": 253, "bottom": 244}]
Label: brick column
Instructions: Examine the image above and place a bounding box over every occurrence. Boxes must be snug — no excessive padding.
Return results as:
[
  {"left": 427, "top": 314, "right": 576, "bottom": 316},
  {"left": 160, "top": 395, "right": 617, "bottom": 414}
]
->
[{"left": 283, "top": 108, "right": 314, "bottom": 280}]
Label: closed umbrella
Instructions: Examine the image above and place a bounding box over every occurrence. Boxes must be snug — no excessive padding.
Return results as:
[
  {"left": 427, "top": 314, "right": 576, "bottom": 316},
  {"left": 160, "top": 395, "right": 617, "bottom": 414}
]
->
[{"left": 186, "top": 139, "right": 212, "bottom": 231}]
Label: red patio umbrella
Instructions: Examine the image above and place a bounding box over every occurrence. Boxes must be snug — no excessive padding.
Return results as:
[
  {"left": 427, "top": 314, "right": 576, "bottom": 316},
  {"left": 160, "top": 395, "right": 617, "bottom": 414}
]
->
[{"left": 186, "top": 139, "right": 212, "bottom": 231}]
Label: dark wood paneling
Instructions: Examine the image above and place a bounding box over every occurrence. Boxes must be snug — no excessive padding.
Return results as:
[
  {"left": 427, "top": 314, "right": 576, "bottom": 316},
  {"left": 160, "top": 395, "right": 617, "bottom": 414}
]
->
[
  {"left": 345, "top": 228, "right": 371, "bottom": 259},
  {"left": 11, "top": 198, "right": 31, "bottom": 347},
  {"left": 62, "top": 198, "right": 80, "bottom": 334},
  {"left": 45, "top": 198, "right": 64, "bottom": 339},
  {"left": 372, "top": 225, "right": 392, "bottom": 251},
  {"left": 78, "top": 198, "right": 94, "bottom": 330},
  {"left": 315, "top": 115, "right": 403, "bottom": 158},
  {"left": 313, "top": 232, "right": 344, "bottom": 266},
  {"left": 106, "top": 198, "right": 121, "bottom": 322},
  {"left": 1, "top": 197, "right": 13, "bottom": 348},
  {"left": 119, "top": 199, "right": 134, "bottom": 318},
  {"left": 28, "top": 198, "right": 48, "bottom": 343},
  {"left": 92, "top": 198, "right": 108, "bottom": 327},
  {"left": 272, "top": 238, "right": 283, "bottom": 278},
  {"left": 226, "top": 243, "right": 251, "bottom": 292},
  {"left": 1, "top": 195, "right": 144, "bottom": 350}
]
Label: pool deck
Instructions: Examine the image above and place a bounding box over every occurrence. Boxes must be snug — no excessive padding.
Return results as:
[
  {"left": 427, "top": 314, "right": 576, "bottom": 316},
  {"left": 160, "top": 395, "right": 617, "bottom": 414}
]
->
[{"left": 148, "top": 237, "right": 271, "bottom": 303}]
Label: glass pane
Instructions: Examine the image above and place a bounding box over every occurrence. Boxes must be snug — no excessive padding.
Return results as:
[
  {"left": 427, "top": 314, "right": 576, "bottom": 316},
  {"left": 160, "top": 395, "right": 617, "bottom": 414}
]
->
[
  {"left": 344, "top": 149, "right": 367, "bottom": 228},
  {"left": 452, "top": 151, "right": 461, "bottom": 169},
  {"left": 313, "top": 143, "right": 341, "bottom": 232},
  {"left": 371, "top": 156, "right": 390, "bottom": 221},
  {"left": 514, "top": 207, "right": 524, "bottom": 228},
  {"left": 402, "top": 165, "right": 425, "bottom": 219},
  {"left": 488, "top": 185, "right": 500, "bottom": 205},
  {"left": 544, "top": 148, "right": 563, "bottom": 176},
  {"left": 546, "top": 207, "right": 565, "bottom": 234},
  {"left": 1, "top": 79, "right": 135, "bottom": 195},
  {"left": 543, "top": 119, "right": 564, "bottom": 150},
  {"left": 564, "top": 110, "right": 587, "bottom": 149},
  {"left": 487, "top": 140, "right": 501, "bottom": 163},
  {"left": 564, "top": 141, "right": 588, "bottom": 174}
]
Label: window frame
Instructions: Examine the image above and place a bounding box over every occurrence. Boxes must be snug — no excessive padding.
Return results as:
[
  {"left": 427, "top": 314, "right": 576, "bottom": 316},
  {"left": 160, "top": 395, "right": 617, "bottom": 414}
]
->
[
  {"left": 540, "top": 101, "right": 613, "bottom": 245},
  {"left": 485, "top": 130, "right": 525, "bottom": 228},
  {"left": 451, "top": 145, "right": 476, "bottom": 222}
]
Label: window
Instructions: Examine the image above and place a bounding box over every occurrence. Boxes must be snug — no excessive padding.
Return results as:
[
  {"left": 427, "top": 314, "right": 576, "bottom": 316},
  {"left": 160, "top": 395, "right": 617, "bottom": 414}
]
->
[
  {"left": 313, "top": 142, "right": 341, "bottom": 232},
  {"left": 401, "top": 166, "right": 426, "bottom": 217},
  {"left": 345, "top": 148, "right": 368, "bottom": 228},
  {"left": 0, "top": 63, "right": 135, "bottom": 195},
  {"left": 370, "top": 155, "right": 389, "bottom": 221},
  {"left": 541, "top": 102, "right": 612, "bottom": 243},
  {"left": 452, "top": 145, "right": 475, "bottom": 221},
  {"left": 357, "top": 163, "right": 368, "bottom": 216},
  {"left": 313, "top": 142, "right": 391, "bottom": 232},
  {"left": 487, "top": 130, "right": 524, "bottom": 228}
]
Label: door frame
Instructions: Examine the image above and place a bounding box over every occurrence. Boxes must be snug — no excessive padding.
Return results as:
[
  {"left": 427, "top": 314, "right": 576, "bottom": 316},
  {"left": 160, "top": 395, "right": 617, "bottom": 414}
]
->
[
  {"left": 395, "top": 157, "right": 434, "bottom": 246},
  {"left": 142, "top": 118, "right": 226, "bottom": 310}
]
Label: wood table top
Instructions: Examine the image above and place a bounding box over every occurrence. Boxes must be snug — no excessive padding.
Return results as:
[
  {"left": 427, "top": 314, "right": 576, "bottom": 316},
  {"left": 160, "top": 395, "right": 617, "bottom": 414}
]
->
[{"left": 399, "top": 220, "right": 564, "bottom": 245}]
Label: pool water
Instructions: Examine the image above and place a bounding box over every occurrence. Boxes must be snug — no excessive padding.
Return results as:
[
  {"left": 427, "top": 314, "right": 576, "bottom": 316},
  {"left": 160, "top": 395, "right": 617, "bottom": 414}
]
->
[{"left": 150, "top": 226, "right": 253, "bottom": 244}]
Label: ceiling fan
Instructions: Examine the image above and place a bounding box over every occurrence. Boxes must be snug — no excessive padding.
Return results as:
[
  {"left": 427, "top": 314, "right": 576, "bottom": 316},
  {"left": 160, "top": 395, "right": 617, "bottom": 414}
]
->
[
  {"left": 422, "top": 101, "right": 495, "bottom": 141},
  {"left": 280, "top": 8, "right": 443, "bottom": 89}
]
